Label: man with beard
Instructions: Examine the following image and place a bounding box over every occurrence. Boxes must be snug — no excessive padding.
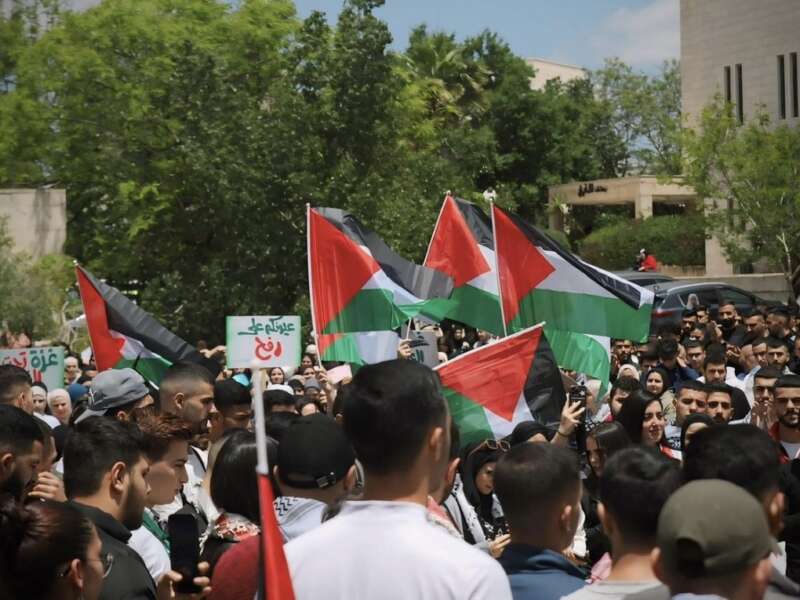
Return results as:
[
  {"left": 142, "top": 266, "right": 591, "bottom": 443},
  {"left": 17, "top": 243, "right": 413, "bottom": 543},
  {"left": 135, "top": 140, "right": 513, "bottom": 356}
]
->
[
  {"left": 767, "top": 337, "right": 794, "bottom": 374},
  {"left": 770, "top": 374, "right": 800, "bottom": 463},
  {"left": 681, "top": 309, "right": 698, "bottom": 338},
  {"left": 705, "top": 383, "right": 735, "bottom": 424},
  {"left": 768, "top": 306, "right": 794, "bottom": 344},
  {"left": 716, "top": 299, "right": 747, "bottom": 347},
  {"left": 64, "top": 417, "right": 157, "bottom": 599},
  {"left": 0, "top": 404, "right": 43, "bottom": 500},
  {"left": 701, "top": 348, "right": 750, "bottom": 420},
  {"left": 745, "top": 308, "right": 768, "bottom": 338},
  {"left": 751, "top": 365, "right": 782, "bottom": 430}
]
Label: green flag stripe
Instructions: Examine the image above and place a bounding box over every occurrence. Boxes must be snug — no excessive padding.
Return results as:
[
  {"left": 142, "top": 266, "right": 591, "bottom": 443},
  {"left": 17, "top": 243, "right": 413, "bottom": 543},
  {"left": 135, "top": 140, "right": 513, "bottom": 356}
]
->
[
  {"left": 442, "top": 386, "right": 493, "bottom": 446},
  {"left": 441, "top": 284, "right": 504, "bottom": 335},
  {"left": 320, "top": 335, "right": 365, "bottom": 365},
  {"left": 544, "top": 327, "right": 610, "bottom": 398},
  {"left": 115, "top": 356, "right": 171, "bottom": 386},
  {"left": 322, "top": 289, "right": 410, "bottom": 334},
  {"left": 510, "top": 288, "right": 651, "bottom": 342}
]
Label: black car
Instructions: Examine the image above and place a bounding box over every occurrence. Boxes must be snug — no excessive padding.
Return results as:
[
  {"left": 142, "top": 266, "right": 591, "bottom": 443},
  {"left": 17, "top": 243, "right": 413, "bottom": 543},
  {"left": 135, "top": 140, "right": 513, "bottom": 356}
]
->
[
  {"left": 648, "top": 281, "right": 782, "bottom": 330},
  {"left": 613, "top": 271, "right": 675, "bottom": 288}
]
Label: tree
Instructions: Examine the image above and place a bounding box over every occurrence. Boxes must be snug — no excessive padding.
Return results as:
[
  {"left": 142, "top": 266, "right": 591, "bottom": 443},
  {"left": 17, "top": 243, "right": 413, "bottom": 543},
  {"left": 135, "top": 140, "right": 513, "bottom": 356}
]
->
[
  {"left": 591, "top": 58, "right": 682, "bottom": 176},
  {"left": 682, "top": 97, "right": 800, "bottom": 294}
]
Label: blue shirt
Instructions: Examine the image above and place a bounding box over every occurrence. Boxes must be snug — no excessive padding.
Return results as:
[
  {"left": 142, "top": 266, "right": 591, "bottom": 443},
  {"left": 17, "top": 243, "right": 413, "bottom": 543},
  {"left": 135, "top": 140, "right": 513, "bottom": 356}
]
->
[{"left": 499, "top": 544, "right": 586, "bottom": 600}]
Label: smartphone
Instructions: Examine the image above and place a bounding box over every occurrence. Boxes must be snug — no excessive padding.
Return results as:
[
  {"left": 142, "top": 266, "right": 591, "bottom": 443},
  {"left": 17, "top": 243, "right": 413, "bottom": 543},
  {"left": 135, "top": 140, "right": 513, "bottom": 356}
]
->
[
  {"left": 168, "top": 514, "right": 201, "bottom": 593},
  {"left": 569, "top": 385, "right": 587, "bottom": 410}
]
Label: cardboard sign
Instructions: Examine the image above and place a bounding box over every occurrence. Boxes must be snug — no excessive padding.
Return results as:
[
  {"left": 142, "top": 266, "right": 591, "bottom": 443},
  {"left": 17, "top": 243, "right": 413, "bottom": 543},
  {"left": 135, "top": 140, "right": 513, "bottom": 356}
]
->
[
  {"left": 226, "top": 316, "right": 301, "bottom": 369},
  {"left": 0, "top": 346, "right": 65, "bottom": 391}
]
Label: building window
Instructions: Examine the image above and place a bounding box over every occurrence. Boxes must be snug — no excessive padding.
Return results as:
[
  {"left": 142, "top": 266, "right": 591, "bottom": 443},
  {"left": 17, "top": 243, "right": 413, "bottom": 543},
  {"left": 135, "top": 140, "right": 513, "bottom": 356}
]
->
[
  {"left": 724, "top": 66, "right": 732, "bottom": 104},
  {"left": 792, "top": 52, "right": 799, "bottom": 118},
  {"left": 735, "top": 64, "right": 744, "bottom": 123},
  {"left": 778, "top": 55, "right": 786, "bottom": 119}
]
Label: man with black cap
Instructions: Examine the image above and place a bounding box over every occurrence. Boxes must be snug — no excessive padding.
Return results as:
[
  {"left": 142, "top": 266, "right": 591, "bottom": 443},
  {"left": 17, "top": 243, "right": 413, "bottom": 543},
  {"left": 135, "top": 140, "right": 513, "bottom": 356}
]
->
[
  {"left": 273, "top": 414, "right": 356, "bottom": 541},
  {"left": 74, "top": 368, "right": 154, "bottom": 423},
  {"left": 651, "top": 479, "right": 775, "bottom": 600},
  {"left": 264, "top": 386, "right": 298, "bottom": 414}
]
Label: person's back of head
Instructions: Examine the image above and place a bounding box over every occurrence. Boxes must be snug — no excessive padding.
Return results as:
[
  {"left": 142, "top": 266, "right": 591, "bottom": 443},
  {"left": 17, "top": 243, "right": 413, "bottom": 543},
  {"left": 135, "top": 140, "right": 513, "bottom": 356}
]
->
[
  {"left": 0, "top": 404, "right": 44, "bottom": 500},
  {"left": 276, "top": 414, "right": 356, "bottom": 502},
  {"left": 654, "top": 479, "right": 774, "bottom": 600},
  {"left": 0, "top": 497, "right": 101, "bottom": 600},
  {"left": 342, "top": 360, "right": 447, "bottom": 477},
  {"left": 263, "top": 388, "right": 296, "bottom": 414},
  {"left": 210, "top": 429, "right": 259, "bottom": 524},
  {"left": 215, "top": 379, "right": 251, "bottom": 412},
  {"left": 599, "top": 447, "right": 681, "bottom": 550},
  {"left": 683, "top": 424, "right": 782, "bottom": 534},
  {"left": 494, "top": 443, "right": 581, "bottom": 550},
  {"left": 265, "top": 411, "right": 299, "bottom": 442},
  {"left": 63, "top": 417, "right": 148, "bottom": 529},
  {"left": 0, "top": 364, "right": 32, "bottom": 410}
]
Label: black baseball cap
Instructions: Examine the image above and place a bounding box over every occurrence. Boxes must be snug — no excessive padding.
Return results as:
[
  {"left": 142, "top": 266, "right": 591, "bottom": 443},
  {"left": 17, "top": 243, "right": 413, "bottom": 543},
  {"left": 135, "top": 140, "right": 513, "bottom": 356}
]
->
[{"left": 277, "top": 414, "right": 355, "bottom": 489}]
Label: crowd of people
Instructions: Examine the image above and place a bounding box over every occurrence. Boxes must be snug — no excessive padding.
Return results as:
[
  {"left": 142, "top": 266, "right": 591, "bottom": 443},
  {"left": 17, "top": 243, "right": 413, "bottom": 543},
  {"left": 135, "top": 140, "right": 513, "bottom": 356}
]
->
[{"left": 1, "top": 298, "right": 800, "bottom": 599}]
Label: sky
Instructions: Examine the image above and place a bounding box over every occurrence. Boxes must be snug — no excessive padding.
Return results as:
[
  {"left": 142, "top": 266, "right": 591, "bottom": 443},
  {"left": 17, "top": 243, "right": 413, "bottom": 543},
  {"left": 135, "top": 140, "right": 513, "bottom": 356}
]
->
[
  {"left": 292, "top": 0, "right": 680, "bottom": 70},
  {"left": 56, "top": 0, "right": 680, "bottom": 71}
]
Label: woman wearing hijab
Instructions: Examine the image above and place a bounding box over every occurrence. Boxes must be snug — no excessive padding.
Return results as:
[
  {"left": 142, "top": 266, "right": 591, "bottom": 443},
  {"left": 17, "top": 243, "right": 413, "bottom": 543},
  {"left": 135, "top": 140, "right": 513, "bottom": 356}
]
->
[
  {"left": 504, "top": 421, "right": 555, "bottom": 446},
  {"left": 459, "top": 440, "right": 508, "bottom": 539}
]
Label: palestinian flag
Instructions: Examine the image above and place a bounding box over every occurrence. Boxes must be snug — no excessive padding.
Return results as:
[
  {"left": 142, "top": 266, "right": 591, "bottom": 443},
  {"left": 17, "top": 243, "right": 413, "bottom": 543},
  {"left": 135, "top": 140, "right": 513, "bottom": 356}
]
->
[
  {"left": 76, "top": 265, "right": 203, "bottom": 384},
  {"left": 317, "top": 331, "right": 399, "bottom": 366},
  {"left": 435, "top": 324, "right": 564, "bottom": 445},
  {"left": 492, "top": 205, "right": 654, "bottom": 342},
  {"left": 308, "top": 207, "right": 454, "bottom": 335},
  {"left": 424, "top": 196, "right": 503, "bottom": 335}
]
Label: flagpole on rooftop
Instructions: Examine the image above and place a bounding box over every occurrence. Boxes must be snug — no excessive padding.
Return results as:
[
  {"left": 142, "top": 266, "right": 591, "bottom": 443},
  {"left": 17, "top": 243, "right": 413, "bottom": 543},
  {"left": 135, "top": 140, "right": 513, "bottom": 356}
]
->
[{"left": 490, "top": 202, "right": 509, "bottom": 338}]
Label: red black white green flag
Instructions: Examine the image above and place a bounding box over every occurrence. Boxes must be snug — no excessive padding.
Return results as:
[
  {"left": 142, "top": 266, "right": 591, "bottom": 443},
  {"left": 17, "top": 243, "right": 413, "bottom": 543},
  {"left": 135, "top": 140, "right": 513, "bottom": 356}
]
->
[
  {"left": 434, "top": 324, "right": 565, "bottom": 445},
  {"left": 491, "top": 204, "right": 654, "bottom": 342},
  {"left": 424, "top": 196, "right": 504, "bottom": 335},
  {"left": 76, "top": 265, "right": 203, "bottom": 384},
  {"left": 308, "top": 206, "right": 454, "bottom": 343}
]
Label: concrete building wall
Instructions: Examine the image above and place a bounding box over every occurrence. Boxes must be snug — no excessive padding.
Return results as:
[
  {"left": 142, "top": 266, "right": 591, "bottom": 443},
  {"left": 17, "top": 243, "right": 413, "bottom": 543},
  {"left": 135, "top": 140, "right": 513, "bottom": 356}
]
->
[
  {"left": 681, "top": 0, "right": 800, "bottom": 125},
  {"left": 0, "top": 189, "right": 67, "bottom": 257},
  {"left": 526, "top": 58, "right": 587, "bottom": 91}
]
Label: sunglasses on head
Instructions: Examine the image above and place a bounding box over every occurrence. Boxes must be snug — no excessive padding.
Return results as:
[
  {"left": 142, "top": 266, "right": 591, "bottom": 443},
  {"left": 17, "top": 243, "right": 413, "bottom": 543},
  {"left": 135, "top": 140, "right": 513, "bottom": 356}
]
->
[{"left": 467, "top": 439, "right": 510, "bottom": 459}]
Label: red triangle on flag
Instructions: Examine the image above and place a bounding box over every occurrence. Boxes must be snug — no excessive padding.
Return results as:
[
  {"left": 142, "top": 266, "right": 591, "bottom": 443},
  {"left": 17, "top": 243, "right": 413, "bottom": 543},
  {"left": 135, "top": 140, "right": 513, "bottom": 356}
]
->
[
  {"left": 492, "top": 205, "right": 556, "bottom": 325},
  {"left": 76, "top": 266, "right": 125, "bottom": 371},
  {"left": 425, "top": 196, "right": 491, "bottom": 287},
  {"left": 308, "top": 208, "right": 381, "bottom": 334},
  {"left": 436, "top": 327, "right": 543, "bottom": 421}
]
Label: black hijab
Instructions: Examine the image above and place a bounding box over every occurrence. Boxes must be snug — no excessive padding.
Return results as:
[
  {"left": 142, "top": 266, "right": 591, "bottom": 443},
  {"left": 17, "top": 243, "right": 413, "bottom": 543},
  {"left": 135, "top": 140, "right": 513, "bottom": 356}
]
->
[{"left": 459, "top": 441, "right": 503, "bottom": 524}]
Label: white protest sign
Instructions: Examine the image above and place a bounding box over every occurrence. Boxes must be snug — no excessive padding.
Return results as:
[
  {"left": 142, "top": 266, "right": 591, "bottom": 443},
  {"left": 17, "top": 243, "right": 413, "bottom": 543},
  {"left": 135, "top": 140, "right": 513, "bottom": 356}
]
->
[
  {"left": 225, "top": 316, "right": 301, "bottom": 369},
  {"left": 0, "top": 346, "right": 65, "bottom": 391}
]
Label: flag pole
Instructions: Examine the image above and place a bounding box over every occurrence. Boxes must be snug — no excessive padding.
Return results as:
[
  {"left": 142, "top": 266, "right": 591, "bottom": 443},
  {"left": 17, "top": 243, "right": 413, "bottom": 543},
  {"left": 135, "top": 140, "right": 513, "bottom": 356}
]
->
[
  {"left": 306, "top": 204, "right": 324, "bottom": 369},
  {"left": 490, "top": 201, "right": 509, "bottom": 338},
  {"left": 252, "top": 365, "right": 268, "bottom": 476}
]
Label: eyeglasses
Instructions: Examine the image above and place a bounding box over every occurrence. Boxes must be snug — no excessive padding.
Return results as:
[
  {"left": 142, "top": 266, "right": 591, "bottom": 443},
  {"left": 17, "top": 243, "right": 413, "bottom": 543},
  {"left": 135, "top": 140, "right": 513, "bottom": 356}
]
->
[
  {"left": 467, "top": 439, "right": 510, "bottom": 459},
  {"left": 60, "top": 552, "right": 114, "bottom": 579}
]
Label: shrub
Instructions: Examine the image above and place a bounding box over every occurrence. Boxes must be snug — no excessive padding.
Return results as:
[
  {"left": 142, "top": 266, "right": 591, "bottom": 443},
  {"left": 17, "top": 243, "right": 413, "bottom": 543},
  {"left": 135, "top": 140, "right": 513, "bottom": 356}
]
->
[{"left": 579, "top": 215, "right": 705, "bottom": 269}]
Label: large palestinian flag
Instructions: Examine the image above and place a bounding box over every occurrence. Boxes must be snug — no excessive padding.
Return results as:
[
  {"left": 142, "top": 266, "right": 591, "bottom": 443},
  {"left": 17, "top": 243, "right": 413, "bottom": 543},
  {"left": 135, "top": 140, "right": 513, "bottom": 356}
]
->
[
  {"left": 491, "top": 205, "right": 653, "bottom": 342},
  {"left": 76, "top": 266, "right": 203, "bottom": 384},
  {"left": 435, "top": 324, "right": 564, "bottom": 445},
  {"left": 424, "top": 196, "right": 503, "bottom": 335},
  {"left": 308, "top": 207, "right": 454, "bottom": 336}
]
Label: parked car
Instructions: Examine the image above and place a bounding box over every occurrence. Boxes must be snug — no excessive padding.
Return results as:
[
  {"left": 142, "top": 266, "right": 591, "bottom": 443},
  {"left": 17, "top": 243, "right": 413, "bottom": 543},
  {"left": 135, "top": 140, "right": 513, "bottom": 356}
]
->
[
  {"left": 613, "top": 271, "right": 675, "bottom": 288},
  {"left": 647, "top": 282, "right": 782, "bottom": 330}
]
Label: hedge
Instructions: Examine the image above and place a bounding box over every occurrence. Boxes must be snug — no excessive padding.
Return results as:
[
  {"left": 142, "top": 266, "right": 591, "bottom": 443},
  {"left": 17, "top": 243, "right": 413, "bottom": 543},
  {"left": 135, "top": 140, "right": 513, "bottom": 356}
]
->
[{"left": 579, "top": 215, "right": 706, "bottom": 270}]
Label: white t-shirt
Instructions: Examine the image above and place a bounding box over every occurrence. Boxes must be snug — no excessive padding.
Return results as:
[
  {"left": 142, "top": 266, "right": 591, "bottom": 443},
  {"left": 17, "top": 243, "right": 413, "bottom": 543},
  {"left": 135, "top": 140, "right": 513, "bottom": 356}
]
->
[
  {"left": 781, "top": 441, "right": 800, "bottom": 460},
  {"left": 562, "top": 580, "right": 664, "bottom": 600},
  {"left": 285, "top": 500, "right": 512, "bottom": 600},
  {"left": 128, "top": 522, "right": 170, "bottom": 581}
]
